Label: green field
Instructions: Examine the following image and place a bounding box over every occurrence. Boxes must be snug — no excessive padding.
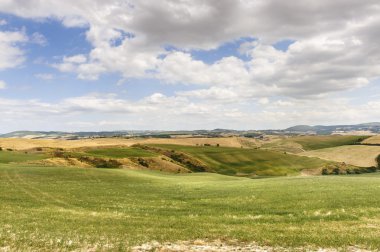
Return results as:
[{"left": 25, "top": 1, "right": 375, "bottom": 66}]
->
[
  {"left": 84, "top": 147, "right": 157, "bottom": 158},
  {"left": 149, "top": 145, "right": 330, "bottom": 176},
  {"left": 0, "top": 150, "right": 46, "bottom": 163},
  {"left": 291, "top": 135, "right": 369, "bottom": 150},
  {"left": 262, "top": 135, "right": 369, "bottom": 153},
  {"left": 1, "top": 164, "right": 380, "bottom": 251}
]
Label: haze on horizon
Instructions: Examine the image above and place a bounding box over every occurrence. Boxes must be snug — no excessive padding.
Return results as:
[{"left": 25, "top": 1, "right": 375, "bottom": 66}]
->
[{"left": 0, "top": 0, "right": 380, "bottom": 132}]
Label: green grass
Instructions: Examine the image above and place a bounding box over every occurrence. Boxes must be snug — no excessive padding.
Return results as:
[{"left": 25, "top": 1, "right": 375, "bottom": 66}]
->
[
  {"left": 290, "top": 135, "right": 369, "bottom": 151},
  {"left": 1, "top": 164, "right": 380, "bottom": 250},
  {"left": 0, "top": 150, "right": 46, "bottom": 163},
  {"left": 149, "top": 145, "right": 330, "bottom": 176},
  {"left": 84, "top": 147, "right": 157, "bottom": 158}
]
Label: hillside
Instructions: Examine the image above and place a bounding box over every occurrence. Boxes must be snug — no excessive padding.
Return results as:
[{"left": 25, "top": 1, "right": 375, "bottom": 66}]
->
[
  {"left": 1, "top": 164, "right": 380, "bottom": 251},
  {"left": 299, "top": 145, "right": 380, "bottom": 167},
  {"left": 285, "top": 122, "right": 380, "bottom": 134},
  {"left": 148, "top": 144, "right": 331, "bottom": 176}
]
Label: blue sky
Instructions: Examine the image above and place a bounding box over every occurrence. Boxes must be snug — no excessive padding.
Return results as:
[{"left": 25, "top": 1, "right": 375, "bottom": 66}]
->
[{"left": 0, "top": 1, "right": 379, "bottom": 132}]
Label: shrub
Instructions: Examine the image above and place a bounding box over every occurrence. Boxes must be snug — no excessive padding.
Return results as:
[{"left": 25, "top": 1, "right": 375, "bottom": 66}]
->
[
  {"left": 137, "top": 158, "right": 149, "bottom": 167},
  {"left": 78, "top": 156, "right": 122, "bottom": 168},
  {"left": 0, "top": 147, "right": 2, "bottom": 151},
  {"left": 332, "top": 168, "right": 340, "bottom": 175},
  {"left": 322, "top": 168, "right": 329, "bottom": 175}
]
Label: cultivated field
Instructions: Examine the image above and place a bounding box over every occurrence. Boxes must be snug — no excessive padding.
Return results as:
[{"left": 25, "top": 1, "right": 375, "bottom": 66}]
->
[
  {"left": 0, "top": 137, "right": 255, "bottom": 151},
  {"left": 299, "top": 145, "right": 380, "bottom": 167},
  {"left": 262, "top": 135, "right": 369, "bottom": 153},
  {"left": 1, "top": 136, "right": 380, "bottom": 251},
  {"left": 150, "top": 144, "right": 330, "bottom": 176},
  {"left": 363, "top": 135, "right": 380, "bottom": 145},
  {"left": 1, "top": 164, "right": 380, "bottom": 251}
]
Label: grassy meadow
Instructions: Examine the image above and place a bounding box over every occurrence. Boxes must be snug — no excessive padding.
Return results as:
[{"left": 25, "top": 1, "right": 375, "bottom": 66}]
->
[
  {"left": 1, "top": 164, "right": 380, "bottom": 251},
  {"left": 290, "top": 135, "right": 370, "bottom": 150},
  {"left": 261, "top": 135, "right": 369, "bottom": 153},
  {"left": 84, "top": 147, "right": 158, "bottom": 158},
  {"left": 0, "top": 150, "right": 46, "bottom": 164}
]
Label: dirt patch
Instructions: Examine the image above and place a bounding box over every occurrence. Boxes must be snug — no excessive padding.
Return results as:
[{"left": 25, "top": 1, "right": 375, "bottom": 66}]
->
[
  {"left": 132, "top": 240, "right": 375, "bottom": 252},
  {"left": 300, "top": 168, "right": 322, "bottom": 176},
  {"left": 25, "top": 158, "right": 92, "bottom": 168}
]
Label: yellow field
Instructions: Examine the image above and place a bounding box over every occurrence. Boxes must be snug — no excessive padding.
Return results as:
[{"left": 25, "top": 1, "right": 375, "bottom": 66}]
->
[
  {"left": 299, "top": 145, "right": 380, "bottom": 167},
  {"left": 362, "top": 135, "right": 380, "bottom": 144},
  {"left": 0, "top": 137, "right": 256, "bottom": 150}
]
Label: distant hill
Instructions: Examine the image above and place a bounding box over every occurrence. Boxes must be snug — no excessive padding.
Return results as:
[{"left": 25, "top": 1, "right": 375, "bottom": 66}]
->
[
  {"left": 1, "top": 122, "right": 379, "bottom": 139},
  {"left": 285, "top": 122, "right": 380, "bottom": 134}
]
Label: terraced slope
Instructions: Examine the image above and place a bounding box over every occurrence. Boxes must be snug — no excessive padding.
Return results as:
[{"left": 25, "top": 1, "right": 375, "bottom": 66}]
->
[{"left": 149, "top": 145, "right": 330, "bottom": 176}]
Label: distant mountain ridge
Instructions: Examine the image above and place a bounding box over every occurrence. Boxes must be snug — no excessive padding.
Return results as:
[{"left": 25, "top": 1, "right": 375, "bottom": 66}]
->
[
  {"left": 285, "top": 122, "right": 380, "bottom": 134},
  {"left": 1, "top": 122, "right": 379, "bottom": 139}
]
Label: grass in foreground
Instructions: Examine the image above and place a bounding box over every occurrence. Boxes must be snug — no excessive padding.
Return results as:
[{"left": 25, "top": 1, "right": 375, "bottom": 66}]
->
[
  {"left": 149, "top": 144, "right": 330, "bottom": 176},
  {"left": 1, "top": 164, "right": 380, "bottom": 251}
]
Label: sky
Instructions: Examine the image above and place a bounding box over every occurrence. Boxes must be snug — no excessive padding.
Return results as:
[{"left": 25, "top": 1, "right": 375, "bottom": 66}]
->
[{"left": 0, "top": 0, "right": 380, "bottom": 132}]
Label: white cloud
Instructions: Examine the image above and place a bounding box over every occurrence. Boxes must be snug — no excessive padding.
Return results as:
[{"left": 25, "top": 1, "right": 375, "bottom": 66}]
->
[
  {"left": 1, "top": 1, "right": 380, "bottom": 130},
  {"left": 0, "top": 80, "right": 6, "bottom": 89},
  {"left": 34, "top": 73, "right": 54, "bottom": 80},
  {"left": 1, "top": 0, "right": 379, "bottom": 98},
  {"left": 30, "top": 32, "right": 48, "bottom": 46},
  {"left": 0, "top": 30, "right": 27, "bottom": 70},
  {"left": 0, "top": 19, "right": 7, "bottom": 26},
  {"left": 0, "top": 92, "right": 379, "bottom": 131}
]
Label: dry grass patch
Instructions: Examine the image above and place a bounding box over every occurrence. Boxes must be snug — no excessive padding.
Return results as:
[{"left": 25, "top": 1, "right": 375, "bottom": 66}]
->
[
  {"left": 299, "top": 145, "right": 380, "bottom": 167},
  {"left": 362, "top": 135, "right": 380, "bottom": 145},
  {"left": 0, "top": 137, "right": 253, "bottom": 151}
]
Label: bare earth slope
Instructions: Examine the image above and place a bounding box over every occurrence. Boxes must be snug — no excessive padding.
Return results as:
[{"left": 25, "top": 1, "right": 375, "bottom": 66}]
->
[{"left": 299, "top": 145, "right": 380, "bottom": 167}]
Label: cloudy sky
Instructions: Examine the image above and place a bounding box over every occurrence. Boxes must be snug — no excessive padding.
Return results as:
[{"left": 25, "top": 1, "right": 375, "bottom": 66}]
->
[{"left": 0, "top": 0, "right": 380, "bottom": 132}]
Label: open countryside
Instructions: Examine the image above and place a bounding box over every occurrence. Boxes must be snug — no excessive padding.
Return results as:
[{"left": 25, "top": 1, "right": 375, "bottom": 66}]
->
[{"left": 1, "top": 131, "right": 380, "bottom": 251}]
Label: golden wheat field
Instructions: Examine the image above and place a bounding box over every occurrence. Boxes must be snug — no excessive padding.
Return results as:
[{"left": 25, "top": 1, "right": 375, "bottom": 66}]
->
[
  {"left": 0, "top": 137, "right": 258, "bottom": 150},
  {"left": 362, "top": 135, "right": 380, "bottom": 145},
  {"left": 299, "top": 145, "right": 380, "bottom": 167}
]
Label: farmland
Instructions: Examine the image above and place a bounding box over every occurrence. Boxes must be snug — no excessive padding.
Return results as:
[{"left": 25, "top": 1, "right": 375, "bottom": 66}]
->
[
  {"left": 1, "top": 136, "right": 380, "bottom": 251},
  {"left": 1, "top": 164, "right": 380, "bottom": 251},
  {"left": 148, "top": 144, "right": 331, "bottom": 176},
  {"left": 299, "top": 145, "right": 380, "bottom": 167}
]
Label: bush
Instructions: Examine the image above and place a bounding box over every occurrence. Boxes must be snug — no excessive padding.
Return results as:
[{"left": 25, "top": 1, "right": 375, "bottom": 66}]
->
[
  {"left": 332, "top": 168, "right": 340, "bottom": 175},
  {"left": 78, "top": 156, "right": 122, "bottom": 168},
  {"left": 137, "top": 158, "right": 149, "bottom": 167},
  {"left": 322, "top": 168, "right": 329, "bottom": 175},
  {"left": 0, "top": 147, "right": 2, "bottom": 151}
]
